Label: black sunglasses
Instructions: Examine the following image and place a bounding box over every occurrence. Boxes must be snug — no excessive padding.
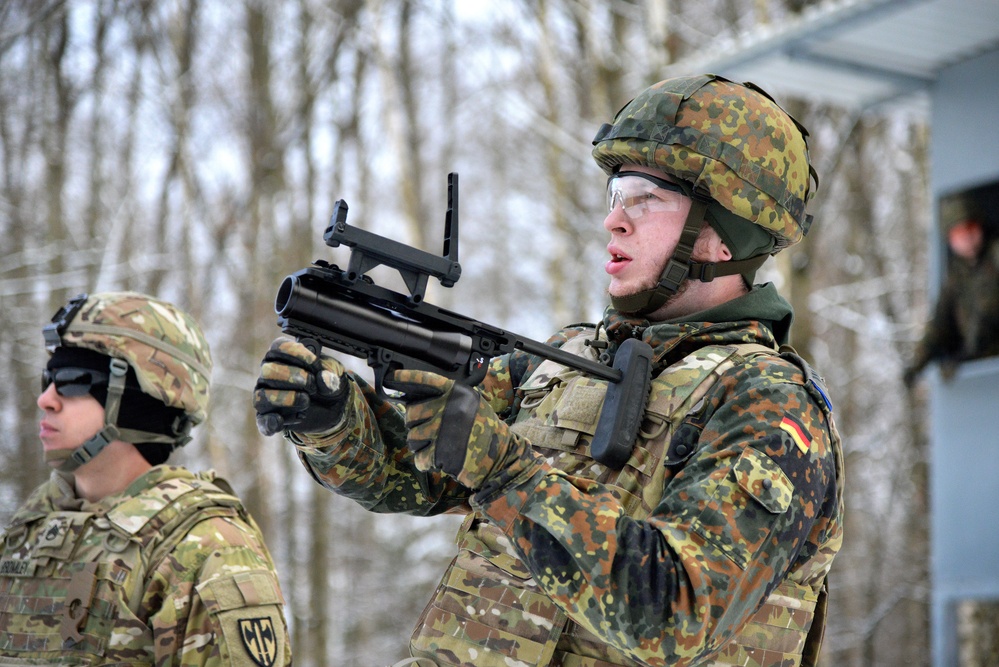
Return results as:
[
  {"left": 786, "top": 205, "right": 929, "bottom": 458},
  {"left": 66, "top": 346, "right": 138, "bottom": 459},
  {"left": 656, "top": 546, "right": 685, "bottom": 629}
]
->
[{"left": 41, "top": 367, "right": 109, "bottom": 397}]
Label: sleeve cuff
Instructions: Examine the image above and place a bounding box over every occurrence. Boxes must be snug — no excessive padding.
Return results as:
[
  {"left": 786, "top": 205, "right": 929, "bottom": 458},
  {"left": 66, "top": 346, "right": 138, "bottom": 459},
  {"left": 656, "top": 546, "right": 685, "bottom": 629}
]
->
[
  {"left": 284, "top": 419, "right": 349, "bottom": 450},
  {"left": 471, "top": 462, "right": 549, "bottom": 533},
  {"left": 283, "top": 383, "right": 359, "bottom": 450},
  {"left": 284, "top": 410, "right": 355, "bottom": 452}
]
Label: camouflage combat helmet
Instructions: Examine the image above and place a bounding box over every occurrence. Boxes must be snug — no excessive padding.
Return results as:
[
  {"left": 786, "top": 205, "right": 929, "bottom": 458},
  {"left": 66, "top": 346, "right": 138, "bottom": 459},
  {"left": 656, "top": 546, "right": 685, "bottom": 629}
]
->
[
  {"left": 42, "top": 292, "right": 212, "bottom": 471},
  {"left": 592, "top": 73, "right": 819, "bottom": 314},
  {"left": 939, "top": 192, "right": 985, "bottom": 231}
]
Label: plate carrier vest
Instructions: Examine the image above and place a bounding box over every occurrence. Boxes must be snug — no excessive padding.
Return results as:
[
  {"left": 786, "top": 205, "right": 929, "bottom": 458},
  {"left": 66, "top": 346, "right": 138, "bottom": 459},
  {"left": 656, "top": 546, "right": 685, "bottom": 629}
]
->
[
  {"left": 0, "top": 471, "right": 252, "bottom": 664},
  {"left": 410, "top": 329, "right": 839, "bottom": 667}
]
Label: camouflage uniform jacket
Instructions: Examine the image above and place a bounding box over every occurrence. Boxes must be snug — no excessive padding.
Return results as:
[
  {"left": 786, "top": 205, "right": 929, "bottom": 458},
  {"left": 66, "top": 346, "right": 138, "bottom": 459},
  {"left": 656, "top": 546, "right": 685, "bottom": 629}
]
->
[
  {"left": 0, "top": 465, "right": 291, "bottom": 667},
  {"left": 909, "top": 238, "right": 999, "bottom": 376},
  {"left": 291, "top": 286, "right": 844, "bottom": 666}
]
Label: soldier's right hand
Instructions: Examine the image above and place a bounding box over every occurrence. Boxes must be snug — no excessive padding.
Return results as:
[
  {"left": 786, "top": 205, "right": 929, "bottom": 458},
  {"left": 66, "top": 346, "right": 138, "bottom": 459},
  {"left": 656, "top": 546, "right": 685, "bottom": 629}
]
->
[{"left": 253, "top": 338, "right": 349, "bottom": 437}]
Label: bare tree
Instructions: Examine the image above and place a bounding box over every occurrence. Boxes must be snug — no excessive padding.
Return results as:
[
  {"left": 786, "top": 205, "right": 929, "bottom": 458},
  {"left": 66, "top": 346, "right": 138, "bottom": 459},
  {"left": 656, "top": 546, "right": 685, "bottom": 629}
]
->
[{"left": 0, "top": 2, "right": 938, "bottom": 664}]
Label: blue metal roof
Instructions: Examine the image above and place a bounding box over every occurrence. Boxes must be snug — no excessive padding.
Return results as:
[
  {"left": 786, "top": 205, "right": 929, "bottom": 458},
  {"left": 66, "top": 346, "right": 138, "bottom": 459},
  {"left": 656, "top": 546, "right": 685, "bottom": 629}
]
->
[{"left": 664, "top": 0, "right": 999, "bottom": 111}]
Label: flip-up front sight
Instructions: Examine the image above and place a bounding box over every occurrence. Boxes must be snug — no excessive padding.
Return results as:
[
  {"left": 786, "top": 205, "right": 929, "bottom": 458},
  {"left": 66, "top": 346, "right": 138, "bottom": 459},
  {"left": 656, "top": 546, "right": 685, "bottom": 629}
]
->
[{"left": 321, "top": 173, "right": 462, "bottom": 303}]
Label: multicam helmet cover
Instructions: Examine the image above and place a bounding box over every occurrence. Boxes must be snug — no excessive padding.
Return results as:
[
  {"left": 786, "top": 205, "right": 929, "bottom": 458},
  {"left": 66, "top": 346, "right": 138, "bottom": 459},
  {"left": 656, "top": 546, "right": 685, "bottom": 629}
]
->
[
  {"left": 592, "top": 73, "right": 818, "bottom": 250},
  {"left": 45, "top": 292, "right": 212, "bottom": 425}
]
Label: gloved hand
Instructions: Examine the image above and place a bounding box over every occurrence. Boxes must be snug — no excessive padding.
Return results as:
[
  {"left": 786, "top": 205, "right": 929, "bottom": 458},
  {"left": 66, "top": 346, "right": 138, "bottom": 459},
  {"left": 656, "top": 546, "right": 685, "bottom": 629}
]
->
[
  {"left": 384, "top": 368, "right": 539, "bottom": 491},
  {"left": 253, "top": 338, "right": 350, "bottom": 436}
]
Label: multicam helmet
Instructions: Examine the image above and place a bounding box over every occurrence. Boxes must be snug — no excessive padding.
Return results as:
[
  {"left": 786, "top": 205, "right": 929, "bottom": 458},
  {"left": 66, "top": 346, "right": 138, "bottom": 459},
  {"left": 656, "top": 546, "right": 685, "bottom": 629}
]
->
[
  {"left": 592, "top": 74, "right": 819, "bottom": 314},
  {"left": 45, "top": 292, "right": 213, "bottom": 425},
  {"left": 42, "top": 292, "right": 213, "bottom": 471}
]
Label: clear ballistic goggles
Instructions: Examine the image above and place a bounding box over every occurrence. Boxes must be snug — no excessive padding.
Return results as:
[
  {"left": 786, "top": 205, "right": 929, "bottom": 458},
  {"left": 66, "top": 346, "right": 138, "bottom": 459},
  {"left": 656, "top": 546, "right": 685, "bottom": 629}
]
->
[
  {"left": 606, "top": 172, "right": 690, "bottom": 220},
  {"left": 41, "top": 367, "right": 109, "bottom": 397}
]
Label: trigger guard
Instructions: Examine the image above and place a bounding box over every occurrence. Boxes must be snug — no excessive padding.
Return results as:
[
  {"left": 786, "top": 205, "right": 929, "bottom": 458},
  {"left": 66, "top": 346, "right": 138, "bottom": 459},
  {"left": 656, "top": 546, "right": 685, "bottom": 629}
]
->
[
  {"left": 463, "top": 360, "right": 488, "bottom": 387},
  {"left": 298, "top": 337, "right": 321, "bottom": 355},
  {"left": 370, "top": 348, "right": 402, "bottom": 399}
]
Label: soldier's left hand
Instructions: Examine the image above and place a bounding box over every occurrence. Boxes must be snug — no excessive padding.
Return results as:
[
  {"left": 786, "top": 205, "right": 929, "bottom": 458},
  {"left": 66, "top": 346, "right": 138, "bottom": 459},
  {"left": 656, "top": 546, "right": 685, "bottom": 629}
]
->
[{"left": 384, "top": 369, "right": 540, "bottom": 491}]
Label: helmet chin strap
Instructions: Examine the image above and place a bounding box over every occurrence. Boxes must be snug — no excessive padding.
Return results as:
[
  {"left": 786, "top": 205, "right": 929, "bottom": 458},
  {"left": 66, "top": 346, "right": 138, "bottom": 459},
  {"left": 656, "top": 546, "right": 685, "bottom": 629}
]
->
[
  {"left": 47, "top": 358, "right": 189, "bottom": 473},
  {"left": 610, "top": 190, "right": 769, "bottom": 317}
]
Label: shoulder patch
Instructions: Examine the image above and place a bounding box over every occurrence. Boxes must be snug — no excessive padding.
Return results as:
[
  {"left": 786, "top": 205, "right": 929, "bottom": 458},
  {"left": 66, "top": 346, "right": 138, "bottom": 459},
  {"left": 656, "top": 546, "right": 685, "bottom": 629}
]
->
[
  {"left": 197, "top": 570, "right": 287, "bottom": 667},
  {"left": 239, "top": 617, "right": 279, "bottom": 667}
]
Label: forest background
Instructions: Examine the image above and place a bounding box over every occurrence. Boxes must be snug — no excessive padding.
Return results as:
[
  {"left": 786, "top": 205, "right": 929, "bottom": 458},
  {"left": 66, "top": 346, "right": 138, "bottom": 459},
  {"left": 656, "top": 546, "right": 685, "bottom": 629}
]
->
[{"left": 0, "top": 1, "right": 932, "bottom": 665}]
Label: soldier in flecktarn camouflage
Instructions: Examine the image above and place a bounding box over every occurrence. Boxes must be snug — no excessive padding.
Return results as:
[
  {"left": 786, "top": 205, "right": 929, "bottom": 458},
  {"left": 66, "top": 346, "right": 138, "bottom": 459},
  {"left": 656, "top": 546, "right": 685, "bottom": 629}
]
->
[
  {"left": 905, "top": 188, "right": 999, "bottom": 385},
  {"left": 1, "top": 292, "right": 291, "bottom": 667},
  {"left": 255, "top": 74, "right": 845, "bottom": 667}
]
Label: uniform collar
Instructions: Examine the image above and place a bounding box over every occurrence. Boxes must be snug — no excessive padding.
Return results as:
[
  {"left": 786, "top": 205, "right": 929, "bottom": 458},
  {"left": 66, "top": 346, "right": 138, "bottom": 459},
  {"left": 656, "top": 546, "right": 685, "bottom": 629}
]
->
[{"left": 602, "top": 283, "right": 794, "bottom": 368}]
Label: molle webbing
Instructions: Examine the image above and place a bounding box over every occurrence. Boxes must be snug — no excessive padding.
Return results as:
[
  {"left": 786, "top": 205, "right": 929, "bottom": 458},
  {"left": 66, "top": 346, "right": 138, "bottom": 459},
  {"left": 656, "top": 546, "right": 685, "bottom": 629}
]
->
[
  {"left": 707, "top": 580, "right": 821, "bottom": 667},
  {"left": 0, "top": 474, "right": 243, "bottom": 662},
  {"left": 411, "top": 333, "right": 825, "bottom": 666}
]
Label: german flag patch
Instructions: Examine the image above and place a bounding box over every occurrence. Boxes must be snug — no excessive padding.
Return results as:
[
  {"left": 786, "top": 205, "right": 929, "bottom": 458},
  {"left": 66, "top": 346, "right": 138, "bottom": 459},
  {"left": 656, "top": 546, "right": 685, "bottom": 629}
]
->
[{"left": 780, "top": 416, "right": 811, "bottom": 454}]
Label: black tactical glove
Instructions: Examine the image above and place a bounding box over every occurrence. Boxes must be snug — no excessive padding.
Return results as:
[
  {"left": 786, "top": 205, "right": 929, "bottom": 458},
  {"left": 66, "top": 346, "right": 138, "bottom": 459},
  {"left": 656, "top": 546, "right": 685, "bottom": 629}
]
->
[
  {"left": 253, "top": 338, "right": 350, "bottom": 436},
  {"left": 384, "top": 368, "right": 540, "bottom": 491}
]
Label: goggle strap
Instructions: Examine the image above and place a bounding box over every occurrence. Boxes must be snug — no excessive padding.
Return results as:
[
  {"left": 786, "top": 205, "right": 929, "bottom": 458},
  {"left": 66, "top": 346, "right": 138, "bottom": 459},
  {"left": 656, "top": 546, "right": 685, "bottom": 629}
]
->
[{"left": 103, "top": 356, "right": 194, "bottom": 447}]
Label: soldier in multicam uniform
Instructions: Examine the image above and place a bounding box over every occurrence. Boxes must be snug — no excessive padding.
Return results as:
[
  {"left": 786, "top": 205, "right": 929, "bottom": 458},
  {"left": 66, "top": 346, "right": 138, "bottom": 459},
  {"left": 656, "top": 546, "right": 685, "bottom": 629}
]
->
[
  {"left": 255, "top": 74, "right": 845, "bottom": 667},
  {"left": 905, "top": 189, "right": 999, "bottom": 384},
  {"left": 1, "top": 292, "right": 291, "bottom": 667}
]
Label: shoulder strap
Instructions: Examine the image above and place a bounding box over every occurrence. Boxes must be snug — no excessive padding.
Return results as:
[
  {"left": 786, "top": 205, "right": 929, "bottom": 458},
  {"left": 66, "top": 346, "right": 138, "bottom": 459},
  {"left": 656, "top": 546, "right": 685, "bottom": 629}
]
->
[
  {"left": 646, "top": 342, "right": 776, "bottom": 424},
  {"left": 107, "top": 475, "right": 241, "bottom": 538},
  {"left": 779, "top": 345, "right": 834, "bottom": 413},
  {"left": 106, "top": 472, "right": 246, "bottom": 617},
  {"left": 3, "top": 477, "right": 66, "bottom": 533},
  {"left": 518, "top": 327, "right": 604, "bottom": 391}
]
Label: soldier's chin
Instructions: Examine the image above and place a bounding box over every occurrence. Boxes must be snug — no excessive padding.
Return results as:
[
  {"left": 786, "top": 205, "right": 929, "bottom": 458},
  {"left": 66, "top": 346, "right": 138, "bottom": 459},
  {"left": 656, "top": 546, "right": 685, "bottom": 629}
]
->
[
  {"left": 606, "top": 284, "right": 654, "bottom": 300},
  {"left": 44, "top": 448, "right": 74, "bottom": 467}
]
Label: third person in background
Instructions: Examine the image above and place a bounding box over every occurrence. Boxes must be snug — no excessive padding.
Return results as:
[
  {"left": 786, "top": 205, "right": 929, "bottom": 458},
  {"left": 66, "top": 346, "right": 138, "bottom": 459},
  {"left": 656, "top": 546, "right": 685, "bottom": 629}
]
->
[{"left": 906, "top": 187, "right": 999, "bottom": 384}]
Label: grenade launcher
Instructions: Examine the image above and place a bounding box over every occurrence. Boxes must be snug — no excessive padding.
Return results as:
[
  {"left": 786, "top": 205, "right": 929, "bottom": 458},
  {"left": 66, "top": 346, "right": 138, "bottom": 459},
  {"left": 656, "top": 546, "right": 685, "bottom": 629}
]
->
[{"left": 272, "top": 173, "right": 652, "bottom": 468}]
